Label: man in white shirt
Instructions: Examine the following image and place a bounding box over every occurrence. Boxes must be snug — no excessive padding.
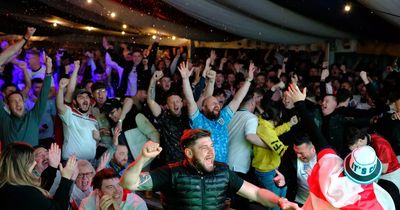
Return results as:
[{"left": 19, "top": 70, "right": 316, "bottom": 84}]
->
[
  {"left": 80, "top": 168, "right": 147, "bottom": 210},
  {"left": 56, "top": 78, "right": 100, "bottom": 160},
  {"left": 292, "top": 137, "right": 317, "bottom": 205},
  {"left": 25, "top": 49, "right": 56, "bottom": 97},
  {"left": 281, "top": 136, "right": 317, "bottom": 206},
  {"left": 228, "top": 89, "right": 267, "bottom": 209}
]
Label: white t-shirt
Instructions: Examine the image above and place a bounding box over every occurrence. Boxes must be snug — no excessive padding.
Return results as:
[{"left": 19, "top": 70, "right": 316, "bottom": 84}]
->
[
  {"left": 228, "top": 110, "right": 258, "bottom": 174},
  {"left": 295, "top": 155, "right": 317, "bottom": 204},
  {"left": 59, "top": 106, "right": 98, "bottom": 160},
  {"left": 29, "top": 65, "right": 55, "bottom": 87}
]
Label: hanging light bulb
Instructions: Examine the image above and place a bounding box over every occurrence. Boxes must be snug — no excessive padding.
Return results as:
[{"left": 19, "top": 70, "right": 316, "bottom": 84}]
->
[
  {"left": 122, "top": 24, "right": 127, "bottom": 29},
  {"left": 344, "top": 4, "right": 351, "bottom": 12},
  {"left": 121, "top": 31, "right": 125, "bottom": 35},
  {"left": 152, "top": 35, "right": 156, "bottom": 40},
  {"left": 172, "top": 36, "right": 176, "bottom": 40},
  {"left": 110, "top": 12, "right": 116, "bottom": 18},
  {"left": 53, "top": 22, "right": 58, "bottom": 27},
  {"left": 87, "top": 0, "right": 92, "bottom": 3}
]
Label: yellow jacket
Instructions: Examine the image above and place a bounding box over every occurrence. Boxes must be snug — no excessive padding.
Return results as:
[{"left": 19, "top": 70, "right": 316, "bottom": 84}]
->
[{"left": 252, "top": 116, "right": 290, "bottom": 172}]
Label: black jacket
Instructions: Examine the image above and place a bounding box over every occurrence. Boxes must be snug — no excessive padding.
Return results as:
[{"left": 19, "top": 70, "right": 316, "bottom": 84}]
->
[{"left": 0, "top": 177, "right": 73, "bottom": 210}]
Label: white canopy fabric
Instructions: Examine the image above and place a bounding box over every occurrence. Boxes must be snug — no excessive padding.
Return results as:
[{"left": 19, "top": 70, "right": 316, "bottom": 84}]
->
[
  {"left": 358, "top": 0, "right": 400, "bottom": 29},
  {"left": 214, "top": 0, "right": 351, "bottom": 39},
  {"left": 22, "top": 0, "right": 400, "bottom": 45},
  {"left": 164, "top": 0, "right": 327, "bottom": 44}
]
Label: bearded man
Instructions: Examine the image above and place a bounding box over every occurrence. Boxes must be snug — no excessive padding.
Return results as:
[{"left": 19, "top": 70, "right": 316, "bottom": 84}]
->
[
  {"left": 56, "top": 78, "right": 100, "bottom": 160},
  {"left": 120, "top": 129, "right": 300, "bottom": 210}
]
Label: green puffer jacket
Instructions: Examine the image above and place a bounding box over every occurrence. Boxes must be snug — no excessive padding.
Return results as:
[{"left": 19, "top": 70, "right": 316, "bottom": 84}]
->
[{"left": 162, "top": 162, "right": 230, "bottom": 210}]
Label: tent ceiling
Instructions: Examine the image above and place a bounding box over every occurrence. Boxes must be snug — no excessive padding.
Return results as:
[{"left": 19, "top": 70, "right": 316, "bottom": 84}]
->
[{"left": 1, "top": 0, "right": 400, "bottom": 44}]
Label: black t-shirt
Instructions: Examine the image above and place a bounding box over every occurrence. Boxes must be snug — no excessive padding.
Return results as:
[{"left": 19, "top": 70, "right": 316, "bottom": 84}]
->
[{"left": 155, "top": 110, "right": 189, "bottom": 163}]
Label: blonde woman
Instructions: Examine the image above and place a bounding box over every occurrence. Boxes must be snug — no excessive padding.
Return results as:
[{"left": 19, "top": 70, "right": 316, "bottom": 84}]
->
[{"left": 0, "top": 142, "right": 77, "bottom": 210}]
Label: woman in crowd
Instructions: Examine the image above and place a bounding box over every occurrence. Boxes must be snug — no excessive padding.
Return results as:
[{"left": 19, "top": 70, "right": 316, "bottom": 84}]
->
[{"left": 0, "top": 142, "right": 77, "bottom": 210}]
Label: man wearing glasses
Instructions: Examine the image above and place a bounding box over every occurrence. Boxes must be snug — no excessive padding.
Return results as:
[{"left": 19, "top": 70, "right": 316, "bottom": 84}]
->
[
  {"left": 91, "top": 82, "right": 114, "bottom": 157},
  {"left": 71, "top": 160, "right": 96, "bottom": 208}
]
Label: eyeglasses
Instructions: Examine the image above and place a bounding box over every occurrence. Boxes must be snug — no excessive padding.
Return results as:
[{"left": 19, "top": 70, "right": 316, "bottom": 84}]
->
[{"left": 77, "top": 172, "right": 94, "bottom": 179}]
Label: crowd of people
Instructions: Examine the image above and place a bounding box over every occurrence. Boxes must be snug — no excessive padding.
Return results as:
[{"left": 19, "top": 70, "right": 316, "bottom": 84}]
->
[{"left": 0, "top": 26, "right": 399, "bottom": 210}]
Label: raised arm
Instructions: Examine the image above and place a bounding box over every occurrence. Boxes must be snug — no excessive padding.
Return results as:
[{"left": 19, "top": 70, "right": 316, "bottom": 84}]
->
[
  {"left": 319, "top": 69, "right": 329, "bottom": 97},
  {"left": 120, "top": 141, "right": 161, "bottom": 191},
  {"left": 105, "top": 51, "right": 124, "bottom": 86},
  {"left": 228, "top": 63, "right": 255, "bottom": 112},
  {"left": 196, "top": 66, "right": 216, "bottom": 108},
  {"left": 136, "top": 113, "right": 160, "bottom": 143},
  {"left": 56, "top": 78, "right": 70, "bottom": 115},
  {"left": 147, "top": 71, "right": 163, "bottom": 117},
  {"left": 178, "top": 61, "right": 198, "bottom": 116},
  {"left": 202, "top": 57, "right": 216, "bottom": 98},
  {"left": 0, "top": 27, "right": 35, "bottom": 66},
  {"left": 263, "top": 47, "right": 274, "bottom": 64},
  {"left": 169, "top": 48, "right": 181, "bottom": 75},
  {"left": 64, "top": 60, "right": 80, "bottom": 103},
  {"left": 32, "top": 57, "right": 53, "bottom": 120},
  {"left": 286, "top": 84, "right": 329, "bottom": 151},
  {"left": 15, "top": 60, "right": 31, "bottom": 97},
  {"left": 237, "top": 181, "right": 300, "bottom": 209}
]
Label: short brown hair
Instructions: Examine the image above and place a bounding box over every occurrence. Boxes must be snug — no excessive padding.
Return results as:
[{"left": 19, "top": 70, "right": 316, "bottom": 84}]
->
[
  {"left": 92, "top": 168, "right": 119, "bottom": 190},
  {"left": 180, "top": 129, "right": 211, "bottom": 150}
]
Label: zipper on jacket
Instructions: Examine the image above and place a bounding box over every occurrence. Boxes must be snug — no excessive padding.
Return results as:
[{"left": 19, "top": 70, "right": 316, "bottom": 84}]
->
[{"left": 201, "top": 176, "right": 205, "bottom": 210}]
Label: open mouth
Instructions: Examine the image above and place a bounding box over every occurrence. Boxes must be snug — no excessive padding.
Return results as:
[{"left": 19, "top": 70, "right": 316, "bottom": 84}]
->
[
  {"left": 112, "top": 194, "right": 122, "bottom": 200},
  {"left": 205, "top": 157, "right": 214, "bottom": 165}
]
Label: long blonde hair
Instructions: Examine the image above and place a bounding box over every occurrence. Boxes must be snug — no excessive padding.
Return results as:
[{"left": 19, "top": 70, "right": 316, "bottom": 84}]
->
[{"left": 0, "top": 142, "right": 48, "bottom": 196}]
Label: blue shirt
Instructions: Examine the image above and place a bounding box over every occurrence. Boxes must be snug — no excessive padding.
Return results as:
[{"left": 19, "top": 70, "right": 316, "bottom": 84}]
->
[{"left": 190, "top": 106, "right": 234, "bottom": 163}]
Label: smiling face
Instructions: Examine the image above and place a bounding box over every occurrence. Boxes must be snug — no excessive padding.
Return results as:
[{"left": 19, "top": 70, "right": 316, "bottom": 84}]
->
[
  {"left": 166, "top": 95, "right": 183, "bottom": 116},
  {"left": 93, "top": 88, "right": 107, "bottom": 106},
  {"left": 108, "top": 107, "right": 122, "bottom": 123},
  {"left": 321, "top": 95, "right": 337, "bottom": 116},
  {"left": 256, "top": 74, "right": 266, "bottom": 88},
  {"left": 132, "top": 52, "right": 142, "bottom": 65},
  {"left": 7, "top": 93, "right": 25, "bottom": 117},
  {"left": 113, "top": 145, "right": 128, "bottom": 167},
  {"left": 202, "top": 96, "right": 221, "bottom": 120},
  {"left": 100, "top": 178, "right": 123, "bottom": 204},
  {"left": 186, "top": 137, "right": 215, "bottom": 173}
]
